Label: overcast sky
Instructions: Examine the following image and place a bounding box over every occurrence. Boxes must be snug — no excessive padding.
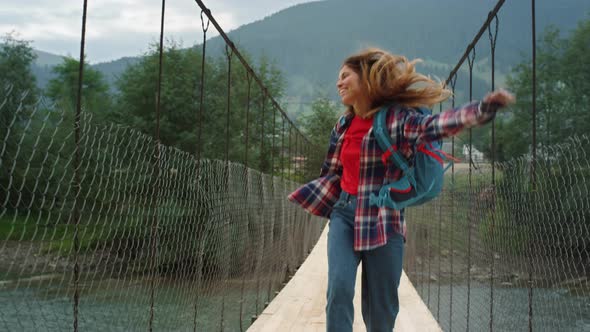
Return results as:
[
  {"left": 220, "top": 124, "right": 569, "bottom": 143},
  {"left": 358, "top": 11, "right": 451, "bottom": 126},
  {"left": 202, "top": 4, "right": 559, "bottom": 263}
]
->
[{"left": 1, "top": 0, "right": 317, "bottom": 63}]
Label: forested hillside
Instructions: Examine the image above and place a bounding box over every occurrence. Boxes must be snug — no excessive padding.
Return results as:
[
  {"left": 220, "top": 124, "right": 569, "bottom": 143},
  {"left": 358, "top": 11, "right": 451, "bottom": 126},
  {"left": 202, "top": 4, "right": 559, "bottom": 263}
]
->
[{"left": 26, "top": 0, "right": 590, "bottom": 116}]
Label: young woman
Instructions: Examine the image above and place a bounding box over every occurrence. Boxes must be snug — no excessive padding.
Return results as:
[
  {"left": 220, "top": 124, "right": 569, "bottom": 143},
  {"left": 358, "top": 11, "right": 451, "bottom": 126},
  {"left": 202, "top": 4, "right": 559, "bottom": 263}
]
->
[{"left": 288, "top": 48, "right": 515, "bottom": 332}]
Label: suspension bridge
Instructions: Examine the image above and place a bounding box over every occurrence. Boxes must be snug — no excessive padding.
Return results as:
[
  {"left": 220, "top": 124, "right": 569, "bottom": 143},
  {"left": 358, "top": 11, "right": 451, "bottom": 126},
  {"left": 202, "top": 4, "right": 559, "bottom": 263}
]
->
[{"left": 1, "top": 0, "right": 589, "bottom": 331}]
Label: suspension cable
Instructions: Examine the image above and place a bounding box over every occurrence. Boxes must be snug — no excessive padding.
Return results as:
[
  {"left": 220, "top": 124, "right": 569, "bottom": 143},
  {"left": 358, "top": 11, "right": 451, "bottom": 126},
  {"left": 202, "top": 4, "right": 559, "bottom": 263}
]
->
[
  {"left": 445, "top": 0, "right": 506, "bottom": 86},
  {"left": 72, "top": 0, "right": 89, "bottom": 330},
  {"left": 192, "top": 0, "right": 311, "bottom": 146}
]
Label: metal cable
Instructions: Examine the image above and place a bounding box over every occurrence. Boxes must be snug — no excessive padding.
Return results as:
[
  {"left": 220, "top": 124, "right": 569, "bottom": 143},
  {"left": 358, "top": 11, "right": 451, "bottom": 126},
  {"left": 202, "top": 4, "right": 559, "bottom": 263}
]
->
[
  {"left": 192, "top": 12, "right": 209, "bottom": 331},
  {"left": 487, "top": 13, "right": 499, "bottom": 331},
  {"left": 529, "top": 1, "right": 537, "bottom": 330},
  {"left": 72, "top": 0, "right": 89, "bottom": 330},
  {"left": 192, "top": 0, "right": 313, "bottom": 147}
]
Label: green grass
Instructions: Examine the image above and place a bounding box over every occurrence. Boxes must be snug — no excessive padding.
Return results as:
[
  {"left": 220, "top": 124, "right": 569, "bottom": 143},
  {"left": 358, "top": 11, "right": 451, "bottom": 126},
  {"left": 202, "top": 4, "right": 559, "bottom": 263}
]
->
[
  {"left": 0, "top": 213, "right": 40, "bottom": 241},
  {"left": 405, "top": 166, "right": 544, "bottom": 263},
  {"left": 0, "top": 212, "right": 151, "bottom": 255},
  {"left": 443, "top": 166, "right": 504, "bottom": 191}
]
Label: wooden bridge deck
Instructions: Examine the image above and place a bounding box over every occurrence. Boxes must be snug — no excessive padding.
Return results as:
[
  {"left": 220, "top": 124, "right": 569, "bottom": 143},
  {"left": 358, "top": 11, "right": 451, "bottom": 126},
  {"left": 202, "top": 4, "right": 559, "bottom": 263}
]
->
[{"left": 248, "top": 227, "right": 442, "bottom": 332}]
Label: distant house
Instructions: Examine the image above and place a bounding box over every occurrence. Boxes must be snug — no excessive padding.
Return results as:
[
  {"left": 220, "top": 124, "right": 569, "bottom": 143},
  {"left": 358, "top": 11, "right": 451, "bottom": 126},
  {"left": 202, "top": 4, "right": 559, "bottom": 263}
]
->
[
  {"left": 462, "top": 144, "right": 484, "bottom": 162},
  {"left": 292, "top": 156, "right": 307, "bottom": 169}
]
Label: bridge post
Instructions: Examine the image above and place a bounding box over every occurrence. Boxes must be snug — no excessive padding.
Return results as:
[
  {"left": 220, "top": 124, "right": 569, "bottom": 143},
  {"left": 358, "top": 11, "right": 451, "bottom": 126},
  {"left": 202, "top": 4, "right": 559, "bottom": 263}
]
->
[
  {"left": 528, "top": 1, "right": 537, "bottom": 331},
  {"left": 487, "top": 12, "right": 499, "bottom": 331},
  {"left": 71, "top": 0, "right": 89, "bottom": 330}
]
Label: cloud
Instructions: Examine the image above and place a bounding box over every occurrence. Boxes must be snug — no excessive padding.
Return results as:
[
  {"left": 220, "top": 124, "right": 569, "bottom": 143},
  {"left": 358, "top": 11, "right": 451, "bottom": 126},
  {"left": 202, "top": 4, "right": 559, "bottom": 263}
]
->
[{"left": 1, "top": 0, "right": 314, "bottom": 63}]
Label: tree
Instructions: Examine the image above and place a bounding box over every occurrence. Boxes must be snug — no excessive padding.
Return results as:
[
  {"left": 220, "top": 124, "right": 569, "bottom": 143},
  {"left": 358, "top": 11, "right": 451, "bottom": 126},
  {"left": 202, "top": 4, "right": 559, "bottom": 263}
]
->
[
  {"left": 297, "top": 96, "right": 340, "bottom": 179},
  {"left": 484, "top": 18, "right": 590, "bottom": 162},
  {"left": 0, "top": 33, "right": 39, "bottom": 211},
  {"left": 560, "top": 17, "right": 590, "bottom": 139},
  {"left": 298, "top": 97, "right": 340, "bottom": 148},
  {"left": 114, "top": 39, "right": 286, "bottom": 173},
  {"left": 0, "top": 32, "right": 38, "bottom": 114},
  {"left": 483, "top": 19, "right": 590, "bottom": 261},
  {"left": 0, "top": 33, "right": 39, "bottom": 155},
  {"left": 114, "top": 40, "right": 220, "bottom": 155},
  {"left": 46, "top": 57, "right": 112, "bottom": 120}
]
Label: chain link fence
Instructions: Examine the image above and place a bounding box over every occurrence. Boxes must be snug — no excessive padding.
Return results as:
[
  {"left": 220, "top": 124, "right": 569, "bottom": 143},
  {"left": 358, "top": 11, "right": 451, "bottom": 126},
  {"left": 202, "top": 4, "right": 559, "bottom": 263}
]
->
[
  {"left": 0, "top": 90, "right": 325, "bottom": 331},
  {"left": 404, "top": 137, "right": 590, "bottom": 331}
]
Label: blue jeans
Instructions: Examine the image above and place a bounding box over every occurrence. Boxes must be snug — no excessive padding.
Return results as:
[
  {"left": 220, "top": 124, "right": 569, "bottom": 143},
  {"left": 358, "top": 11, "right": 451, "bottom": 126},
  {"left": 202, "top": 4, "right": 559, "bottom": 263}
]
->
[{"left": 326, "top": 191, "right": 404, "bottom": 332}]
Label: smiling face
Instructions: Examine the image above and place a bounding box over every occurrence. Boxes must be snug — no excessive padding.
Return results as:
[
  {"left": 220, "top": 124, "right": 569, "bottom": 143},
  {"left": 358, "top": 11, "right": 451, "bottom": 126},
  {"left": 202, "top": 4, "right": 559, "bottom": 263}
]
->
[{"left": 337, "top": 65, "right": 364, "bottom": 107}]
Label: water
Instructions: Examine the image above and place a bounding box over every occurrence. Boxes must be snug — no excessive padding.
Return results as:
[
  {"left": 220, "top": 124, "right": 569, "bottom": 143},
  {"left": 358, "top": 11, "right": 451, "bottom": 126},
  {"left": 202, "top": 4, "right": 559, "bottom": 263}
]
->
[
  {"left": 418, "top": 282, "right": 590, "bottom": 332},
  {"left": 2, "top": 277, "right": 589, "bottom": 331},
  {"left": 0, "top": 276, "right": 261, "bottom": 332}
]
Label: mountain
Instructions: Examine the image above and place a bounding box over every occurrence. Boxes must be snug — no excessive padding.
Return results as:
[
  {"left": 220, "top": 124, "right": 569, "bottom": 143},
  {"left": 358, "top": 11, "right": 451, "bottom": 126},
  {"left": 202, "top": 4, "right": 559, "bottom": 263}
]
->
[
  {"left": 28, "top": 49, "right": 69, "bottom": 89},
  {"left": 29, "top": 0, "right": 590, "bottom": 115},
  {"left": 203, "top": 0, "right": 590, "bottom": 113},
  {"left": 92, "top": 57, "right": 142, "bottom": 92},
  {"left": 34, "top": 49, "right": 65, "bottom": 67},
  {"left": 30, "top": 52, "right": 139, "bottom": 93}
]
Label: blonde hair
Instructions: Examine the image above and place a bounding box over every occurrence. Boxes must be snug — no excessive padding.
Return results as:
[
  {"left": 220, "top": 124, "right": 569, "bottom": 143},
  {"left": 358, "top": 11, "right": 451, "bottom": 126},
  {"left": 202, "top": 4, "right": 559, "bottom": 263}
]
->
[{"left": 342, "top": 48, "right": 451, "bottom": 117}]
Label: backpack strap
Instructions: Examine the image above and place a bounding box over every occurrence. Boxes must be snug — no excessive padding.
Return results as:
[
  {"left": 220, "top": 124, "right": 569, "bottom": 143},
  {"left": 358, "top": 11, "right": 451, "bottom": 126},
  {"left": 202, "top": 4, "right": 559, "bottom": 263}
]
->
[{"left": 373, "top": 106, "right": 414, "bottom": 182}]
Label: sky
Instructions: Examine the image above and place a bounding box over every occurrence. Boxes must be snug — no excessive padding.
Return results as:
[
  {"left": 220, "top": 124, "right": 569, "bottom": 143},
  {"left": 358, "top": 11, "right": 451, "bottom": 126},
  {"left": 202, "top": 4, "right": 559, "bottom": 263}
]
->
[{"left": 1, "top": 0, "right": 317, "bottom": 63}]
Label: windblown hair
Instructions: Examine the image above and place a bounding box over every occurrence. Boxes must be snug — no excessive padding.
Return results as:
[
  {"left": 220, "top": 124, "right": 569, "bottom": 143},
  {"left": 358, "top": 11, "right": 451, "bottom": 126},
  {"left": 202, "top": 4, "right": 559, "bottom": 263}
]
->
[{"left": 342, "top": 47, "right": 452, "bottom": 118}]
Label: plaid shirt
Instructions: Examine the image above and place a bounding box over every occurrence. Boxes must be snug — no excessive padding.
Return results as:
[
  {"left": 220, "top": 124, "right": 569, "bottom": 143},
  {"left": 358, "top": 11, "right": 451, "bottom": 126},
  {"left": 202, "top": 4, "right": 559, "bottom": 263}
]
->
[{"left": 288, "top": 101, "right": 496, "bottom": 251}]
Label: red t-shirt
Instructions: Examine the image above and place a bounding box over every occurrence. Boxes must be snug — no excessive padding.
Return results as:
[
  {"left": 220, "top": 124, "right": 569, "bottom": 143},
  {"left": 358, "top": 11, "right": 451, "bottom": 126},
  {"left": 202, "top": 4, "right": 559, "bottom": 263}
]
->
[{"left": 340, "top": 115, "right": 373, "bottom": 195}]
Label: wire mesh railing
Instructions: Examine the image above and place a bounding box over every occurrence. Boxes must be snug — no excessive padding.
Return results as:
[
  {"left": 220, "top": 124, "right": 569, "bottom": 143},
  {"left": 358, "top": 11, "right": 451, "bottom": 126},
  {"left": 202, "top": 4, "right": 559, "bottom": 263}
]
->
[
  {"left": 0, "top": 89, "right": 325, "bottom": 331},
  {"left": 3, "top": 0, "right": 590, "bottom": 330},
  {"left": 0, "top": 0, "right": 326, "bottom": 330},
  {"left": 404, "top": 0, "right": 590, "bottom": 331},
  {"left": 405, "top": 137, "right": 590, "bottom": 331}
]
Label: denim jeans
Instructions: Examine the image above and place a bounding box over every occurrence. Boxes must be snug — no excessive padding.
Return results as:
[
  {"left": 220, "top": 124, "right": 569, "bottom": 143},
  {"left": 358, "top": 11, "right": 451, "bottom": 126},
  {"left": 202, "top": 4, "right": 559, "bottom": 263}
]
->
[{"left": 326, "top": 191, "right": 404, "bottom": 332}]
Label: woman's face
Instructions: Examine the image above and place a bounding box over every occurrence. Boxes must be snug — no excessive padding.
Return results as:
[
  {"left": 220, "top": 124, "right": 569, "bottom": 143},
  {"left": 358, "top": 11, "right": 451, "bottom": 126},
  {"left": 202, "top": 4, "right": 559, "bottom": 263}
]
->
[{"left": 337, "top": 65, "right": 364, "bottom": 106}]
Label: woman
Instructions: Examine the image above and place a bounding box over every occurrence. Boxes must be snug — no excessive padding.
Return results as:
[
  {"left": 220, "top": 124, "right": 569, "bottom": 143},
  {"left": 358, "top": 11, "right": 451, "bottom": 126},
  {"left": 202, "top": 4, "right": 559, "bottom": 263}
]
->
[{"left": 288, "top": 48, "right": 515, "bottom": 332}]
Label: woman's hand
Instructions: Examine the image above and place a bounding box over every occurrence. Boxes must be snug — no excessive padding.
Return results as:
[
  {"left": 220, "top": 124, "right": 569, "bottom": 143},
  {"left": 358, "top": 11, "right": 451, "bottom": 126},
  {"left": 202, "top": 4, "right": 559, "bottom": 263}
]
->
[{"left": 483, "top": 88, "right": 516, "bottom": 108}]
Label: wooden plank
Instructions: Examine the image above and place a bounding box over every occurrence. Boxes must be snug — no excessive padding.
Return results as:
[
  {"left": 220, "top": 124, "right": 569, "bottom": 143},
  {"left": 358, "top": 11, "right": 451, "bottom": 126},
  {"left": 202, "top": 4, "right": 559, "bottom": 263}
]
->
[{"left": 247, "top": 227, "right": 442, "bottom": 332}]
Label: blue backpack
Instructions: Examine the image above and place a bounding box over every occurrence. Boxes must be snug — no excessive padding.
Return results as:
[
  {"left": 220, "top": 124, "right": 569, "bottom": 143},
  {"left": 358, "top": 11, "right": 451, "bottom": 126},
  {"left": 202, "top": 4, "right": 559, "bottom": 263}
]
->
[{"left": 369, "top": 106, "right": 454, "bottom": 210}]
